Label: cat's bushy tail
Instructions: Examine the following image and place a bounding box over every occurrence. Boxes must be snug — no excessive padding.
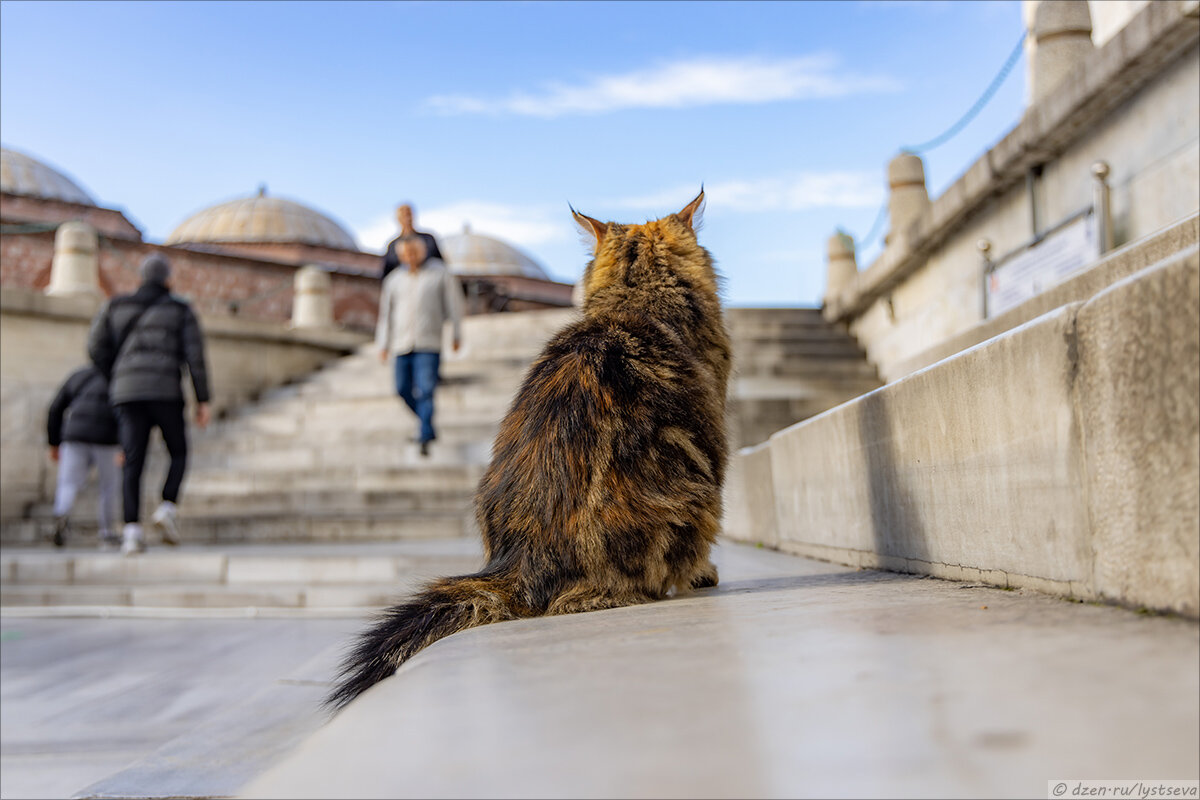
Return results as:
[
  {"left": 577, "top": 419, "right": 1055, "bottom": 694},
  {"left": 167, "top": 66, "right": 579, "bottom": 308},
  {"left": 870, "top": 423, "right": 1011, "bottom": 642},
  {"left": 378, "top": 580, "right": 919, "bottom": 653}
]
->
[{"left": 325, "top": 569, "right": 524, "bottom": 711}]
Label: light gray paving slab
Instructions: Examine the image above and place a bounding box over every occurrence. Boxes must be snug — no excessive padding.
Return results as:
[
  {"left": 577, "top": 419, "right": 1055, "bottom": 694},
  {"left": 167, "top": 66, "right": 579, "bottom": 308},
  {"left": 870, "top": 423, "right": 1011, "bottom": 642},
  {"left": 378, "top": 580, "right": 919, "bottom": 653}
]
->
[
  {"left": 245, "top": 543, "right": 1200, "bottom": 800},
  {"left": 0, "top": 616, "right": 362, "bottom": 800}
]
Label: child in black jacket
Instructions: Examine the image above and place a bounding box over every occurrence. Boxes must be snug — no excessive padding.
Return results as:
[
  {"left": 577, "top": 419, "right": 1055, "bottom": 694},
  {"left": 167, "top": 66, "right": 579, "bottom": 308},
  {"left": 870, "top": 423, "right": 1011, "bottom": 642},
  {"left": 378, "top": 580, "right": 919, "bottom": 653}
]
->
[{"left": 46, "top": 365, "right": 121, "bottom": 548}]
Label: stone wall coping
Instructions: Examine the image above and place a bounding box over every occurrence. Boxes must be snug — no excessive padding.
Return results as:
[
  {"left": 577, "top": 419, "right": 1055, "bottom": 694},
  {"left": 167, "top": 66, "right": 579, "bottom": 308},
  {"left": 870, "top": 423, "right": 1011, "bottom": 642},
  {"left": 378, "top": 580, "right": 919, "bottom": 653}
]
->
[
  {"left": 824, "top": 0, "right": 1200, "bottom": 323},
  {"left": 730, "top": 247, "right": 1199, "bottom": 616},
  {"left": 889, "top": 213, "right": 1199, "bottom": 379},
  {"left": 0, "top": 286, "right": 368, "bottom": 351}
]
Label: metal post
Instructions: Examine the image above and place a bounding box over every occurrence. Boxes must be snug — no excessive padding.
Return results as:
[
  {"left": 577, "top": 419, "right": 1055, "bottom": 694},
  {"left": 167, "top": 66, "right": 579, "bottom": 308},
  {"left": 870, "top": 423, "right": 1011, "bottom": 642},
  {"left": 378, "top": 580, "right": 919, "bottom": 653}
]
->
[
  {"left": 1092, "top": 160, "right": 1113, "bottom": 255},
  {"left": 978, "top": 238, "right": 994, "bottom": 319},
  {"left": 1026, "top": 166, "right": 1043, "bottom": 241}
]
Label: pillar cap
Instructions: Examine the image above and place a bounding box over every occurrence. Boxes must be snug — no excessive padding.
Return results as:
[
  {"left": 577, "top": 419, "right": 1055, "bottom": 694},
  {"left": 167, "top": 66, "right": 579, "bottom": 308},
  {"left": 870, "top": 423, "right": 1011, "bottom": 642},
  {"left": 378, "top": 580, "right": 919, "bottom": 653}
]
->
[
  {"left": 887, "top": 152, "right": 927, "bottom": 188},
  {"left": 54, "top": 220, "right": 98, "bottom": 249},
  {"left": 1032, "top": 0, "right": 1092, "bottom": 41},
  {"left": 827, "top": 230, "right": 856, "bottom": 260},
  {"left": 295, "top": 263, "right": 332, "bottom": 290}
]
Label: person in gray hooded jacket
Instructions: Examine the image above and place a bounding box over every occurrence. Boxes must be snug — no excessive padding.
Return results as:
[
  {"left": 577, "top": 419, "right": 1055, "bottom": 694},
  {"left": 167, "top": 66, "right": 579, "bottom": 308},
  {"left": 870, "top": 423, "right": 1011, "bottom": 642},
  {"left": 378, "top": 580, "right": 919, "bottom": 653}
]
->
[{"left": 87, "top": 253, "right": 211, "bottom": 555}]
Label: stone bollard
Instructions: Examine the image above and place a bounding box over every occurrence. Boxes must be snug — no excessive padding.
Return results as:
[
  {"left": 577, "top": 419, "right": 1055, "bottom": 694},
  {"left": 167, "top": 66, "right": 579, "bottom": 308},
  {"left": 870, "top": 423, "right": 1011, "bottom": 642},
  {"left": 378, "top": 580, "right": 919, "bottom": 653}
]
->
[
  {"left": 1026, "top": 0, "right": 1093, "bottom": 106},
  {"left": 291, "top": 264, "right": 333, "bottom": 329},
  {"left": 45, "top": 221, "right": 101, "bottom": 298},
  {"left": 824, "top": 230, "right": 858, "bottom": 304},
  {"left": 885, "top": 152, "right": 931, "bottom": 246}
]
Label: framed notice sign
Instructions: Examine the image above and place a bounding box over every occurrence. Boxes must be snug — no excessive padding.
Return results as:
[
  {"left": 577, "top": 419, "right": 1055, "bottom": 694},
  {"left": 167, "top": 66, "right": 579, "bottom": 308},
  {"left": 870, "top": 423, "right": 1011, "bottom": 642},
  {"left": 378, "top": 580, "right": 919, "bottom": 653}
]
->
[{"left": 986, "top": 212, "right": 1099, "bottom": 318}]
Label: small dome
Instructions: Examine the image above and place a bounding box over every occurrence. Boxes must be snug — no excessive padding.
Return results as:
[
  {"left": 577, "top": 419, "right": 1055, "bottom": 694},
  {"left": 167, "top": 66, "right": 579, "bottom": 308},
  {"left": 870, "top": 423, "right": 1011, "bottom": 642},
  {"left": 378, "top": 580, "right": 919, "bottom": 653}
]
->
[
  {"left": 440, "top": 224, "right": 550, "bottom": 280},
  {"left": 166, "top": 188, "right": 358, "bottom": 251},
  {"left": 0, "top": 146, "right": 96, "bottom": 205}
]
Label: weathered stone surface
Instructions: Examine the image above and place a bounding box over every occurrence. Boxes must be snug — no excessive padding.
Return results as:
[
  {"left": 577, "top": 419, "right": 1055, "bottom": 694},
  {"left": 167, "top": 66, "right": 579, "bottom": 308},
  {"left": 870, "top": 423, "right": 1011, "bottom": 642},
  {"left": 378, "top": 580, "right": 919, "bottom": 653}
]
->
[
  {"left": 1077, "top": 247, "right": 1200, "bottom": 615},
  {"left": 892, "top": 216, "right": 1199, "bottom": 379},
  {"left": 730, "top": 251, "right": 1200, "bottom": 615},
  {"left": 721, "top": 441, "right": 777, "bottom": 548},
  {"left": 242, "top": 544, "right": 1200, "bottom": 800},
  {"left": 770, "top": 302, "right": 1091, "bottom": 582}
]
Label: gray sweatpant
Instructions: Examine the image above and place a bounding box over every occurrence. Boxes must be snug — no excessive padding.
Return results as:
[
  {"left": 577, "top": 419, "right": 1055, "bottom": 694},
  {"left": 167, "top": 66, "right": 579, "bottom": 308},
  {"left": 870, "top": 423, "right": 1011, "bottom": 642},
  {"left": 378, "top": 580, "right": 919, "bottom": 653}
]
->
[{"left": 54, "top": 442, "right": 121, "bottom": 535}]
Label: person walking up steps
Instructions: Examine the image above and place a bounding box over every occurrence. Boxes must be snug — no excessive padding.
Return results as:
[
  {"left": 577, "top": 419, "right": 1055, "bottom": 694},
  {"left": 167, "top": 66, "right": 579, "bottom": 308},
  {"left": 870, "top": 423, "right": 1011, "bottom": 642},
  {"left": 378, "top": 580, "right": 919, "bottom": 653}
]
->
[
  {"left": 87, "top": 253, "right": 211, "bottom": 555},
  {"left": 381, "top": 202, "right": 443, "bottom": 281},
  {"left": 46, "top": 363, "right": 122, "bottom": 548},
  {"left": 376, "top": 235, "right": 463, "bottom": 457}
]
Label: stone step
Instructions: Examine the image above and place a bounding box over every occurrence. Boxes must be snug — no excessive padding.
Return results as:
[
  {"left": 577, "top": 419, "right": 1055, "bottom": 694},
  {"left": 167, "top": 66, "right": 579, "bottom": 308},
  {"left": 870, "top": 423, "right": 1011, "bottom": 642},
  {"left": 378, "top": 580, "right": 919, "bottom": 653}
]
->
[
  {"left": 27, "top": 488, "right": 470, "bottom": 524},
  {"left": 732, "top": 341, "right": 868, "bottom": 362},
  {"left": 731, "top": 374, "right": 883, "bottom": 399},
  {"left": 213, "top": 393, "right": 513, "bottom": 428},
  {"left": 756, "top": 357, "right": 879, "bottom": 379},
  {"left": 0, "top": 540, "right": 486, "bottom": 609},
  {"left": 196, "top": 415, "right": 504, "bottom": 454},
  {"left": 189, "top": 434, "right": 496, "bottom": 472},
  {"left": 4, "top": 508, "right": 475, "bottom": 546},
  {"left": 725, "top": 306, "right": 825, "bottom": 322},
  {"left": 186, "top": 464, "right": 485, "bottom": 494},
  {"left": 246, "top": 376, "right": 517, "bottom": 406},
  {"left": 177, "top": 487, "right": 472, "bottom": 518}
]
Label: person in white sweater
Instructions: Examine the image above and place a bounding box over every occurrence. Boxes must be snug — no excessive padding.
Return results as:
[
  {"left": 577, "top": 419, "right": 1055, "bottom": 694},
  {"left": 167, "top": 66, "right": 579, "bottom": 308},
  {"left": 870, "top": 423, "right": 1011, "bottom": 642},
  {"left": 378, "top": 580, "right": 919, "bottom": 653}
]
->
[{"left": 375, "top": 235, "right": 464, "bottom": 456}]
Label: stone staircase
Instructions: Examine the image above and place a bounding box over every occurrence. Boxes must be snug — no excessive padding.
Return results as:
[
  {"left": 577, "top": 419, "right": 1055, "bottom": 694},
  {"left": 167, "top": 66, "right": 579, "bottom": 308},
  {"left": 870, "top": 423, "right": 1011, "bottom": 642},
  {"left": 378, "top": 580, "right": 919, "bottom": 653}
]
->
[
  {"left": 1, "top": 306, "right": 886, "bottom": 610},
  {"left": 724, "top": 307, "right": 882, "bottom": 447},
  {"left": 4, "top": 311, "right": 574, "bottom": 548}
]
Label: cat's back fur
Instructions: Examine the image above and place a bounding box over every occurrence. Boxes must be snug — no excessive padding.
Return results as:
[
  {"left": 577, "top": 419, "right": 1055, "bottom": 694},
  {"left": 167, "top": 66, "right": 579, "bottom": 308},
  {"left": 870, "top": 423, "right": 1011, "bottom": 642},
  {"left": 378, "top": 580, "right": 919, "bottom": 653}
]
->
[{"left": 328, "top": 191, "right": 731, "bottom": 710}]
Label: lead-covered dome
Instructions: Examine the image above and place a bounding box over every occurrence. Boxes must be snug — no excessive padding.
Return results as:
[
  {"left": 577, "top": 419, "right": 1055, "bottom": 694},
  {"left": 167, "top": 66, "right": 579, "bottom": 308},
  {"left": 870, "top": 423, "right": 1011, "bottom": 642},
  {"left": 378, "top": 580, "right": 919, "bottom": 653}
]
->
[
  {"left": 166, "top": 187, "right": 359, "bottom": 251},
  {"left": 440, "top": 224, "right": 550, "bottom": 280},
  {"left": 0, "top": 146, "right": 96, "bottom": 205}
]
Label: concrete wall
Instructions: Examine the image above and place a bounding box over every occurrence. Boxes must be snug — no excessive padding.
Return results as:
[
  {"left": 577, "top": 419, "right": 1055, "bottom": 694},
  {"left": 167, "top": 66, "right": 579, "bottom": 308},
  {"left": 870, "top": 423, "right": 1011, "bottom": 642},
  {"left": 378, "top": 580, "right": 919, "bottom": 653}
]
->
[
  {"left": 833, "top": 2, "right": 1199, "bottom": 382},
  {"left": 892, "top": 213, "right": 1198, "bottom": 379},
  {"left": 726, "top": 248, "right": 1199, "bottom": 616},
  {"left": 0, "top": 287, "right": 367, "bottom": 521}
]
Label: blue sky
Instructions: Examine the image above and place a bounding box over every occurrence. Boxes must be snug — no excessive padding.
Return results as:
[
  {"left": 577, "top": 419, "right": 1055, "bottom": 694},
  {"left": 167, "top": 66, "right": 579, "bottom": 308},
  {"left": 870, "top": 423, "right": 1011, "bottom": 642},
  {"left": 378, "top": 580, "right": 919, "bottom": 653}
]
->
[{"left": 1, "top": 0, "right": 1024, "bottom": 306}]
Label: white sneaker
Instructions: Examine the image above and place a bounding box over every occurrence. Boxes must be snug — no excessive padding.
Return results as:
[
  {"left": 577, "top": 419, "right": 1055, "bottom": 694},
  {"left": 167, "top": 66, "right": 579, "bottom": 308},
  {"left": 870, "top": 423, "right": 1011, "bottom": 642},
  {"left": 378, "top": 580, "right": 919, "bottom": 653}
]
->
[
  {"left": 121, "top": 523, "right": 146, "bottom": 557},
  {"left": 151, "top": 502, "right": 181, "bottom": 546}
]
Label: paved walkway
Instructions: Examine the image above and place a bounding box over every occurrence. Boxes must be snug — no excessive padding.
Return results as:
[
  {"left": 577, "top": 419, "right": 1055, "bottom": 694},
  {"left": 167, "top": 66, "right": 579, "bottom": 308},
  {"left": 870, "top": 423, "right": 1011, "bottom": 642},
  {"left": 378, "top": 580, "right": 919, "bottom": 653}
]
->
[
  {"left": 0, "top": 615, "right": 361, "bottom": 799},
  {"left": 246, "top": 544, "right": 1199, "bottom": 799},
  {"left": 2, "top": 542, "right": 1197, "bottom": 799}
]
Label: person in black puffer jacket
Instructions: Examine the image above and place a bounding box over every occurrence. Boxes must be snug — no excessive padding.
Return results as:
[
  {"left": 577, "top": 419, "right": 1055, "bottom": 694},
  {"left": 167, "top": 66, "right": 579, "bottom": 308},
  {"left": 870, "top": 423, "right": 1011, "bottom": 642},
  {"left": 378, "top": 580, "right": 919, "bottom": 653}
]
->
[
  {"left": 87, "top": 253, "right": 211, "bottom": 555},
  {"left": 46, "top": 364, "right": 121, "bottom": 548}
]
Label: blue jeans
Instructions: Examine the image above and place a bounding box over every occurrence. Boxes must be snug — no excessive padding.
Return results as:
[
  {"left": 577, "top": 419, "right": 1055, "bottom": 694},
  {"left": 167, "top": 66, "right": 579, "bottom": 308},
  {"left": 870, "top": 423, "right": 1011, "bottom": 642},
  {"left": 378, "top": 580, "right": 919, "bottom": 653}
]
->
[{"left": 394, "top": 351, "right": 441, "bottom": 443}]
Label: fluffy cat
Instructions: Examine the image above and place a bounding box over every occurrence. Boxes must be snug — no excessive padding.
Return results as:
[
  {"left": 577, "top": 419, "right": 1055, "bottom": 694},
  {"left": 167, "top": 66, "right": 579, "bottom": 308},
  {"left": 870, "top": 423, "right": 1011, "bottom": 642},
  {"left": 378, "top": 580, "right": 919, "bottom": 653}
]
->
[{"left": 328, "top": 190, "right": 731, "bottom": 710}]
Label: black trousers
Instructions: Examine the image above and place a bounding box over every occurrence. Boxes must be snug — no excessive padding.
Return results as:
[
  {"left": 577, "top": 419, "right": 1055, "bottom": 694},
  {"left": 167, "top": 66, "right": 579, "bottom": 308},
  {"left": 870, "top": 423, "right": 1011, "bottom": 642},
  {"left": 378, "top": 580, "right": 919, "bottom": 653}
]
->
[{"left": 115, "top": 401, "right": 188, "bottom": 524}]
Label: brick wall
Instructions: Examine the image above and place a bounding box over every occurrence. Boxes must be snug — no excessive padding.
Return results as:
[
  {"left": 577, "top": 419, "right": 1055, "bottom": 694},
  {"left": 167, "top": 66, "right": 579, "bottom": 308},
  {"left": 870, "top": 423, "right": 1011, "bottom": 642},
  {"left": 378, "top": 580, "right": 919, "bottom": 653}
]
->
[
  {"left": 0, "top": 230, "right": 381, "bottom": 332},
  {"left": 1, "top": 193, "right": 142, "bottom": 240}
]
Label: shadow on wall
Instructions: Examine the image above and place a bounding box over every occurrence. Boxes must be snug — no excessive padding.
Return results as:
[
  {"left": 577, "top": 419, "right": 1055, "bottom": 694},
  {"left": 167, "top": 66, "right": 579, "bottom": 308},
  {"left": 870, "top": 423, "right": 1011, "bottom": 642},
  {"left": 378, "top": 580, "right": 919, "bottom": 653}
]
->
[{"left": 856, "top": 389, "right": 930, "bottom": 566}]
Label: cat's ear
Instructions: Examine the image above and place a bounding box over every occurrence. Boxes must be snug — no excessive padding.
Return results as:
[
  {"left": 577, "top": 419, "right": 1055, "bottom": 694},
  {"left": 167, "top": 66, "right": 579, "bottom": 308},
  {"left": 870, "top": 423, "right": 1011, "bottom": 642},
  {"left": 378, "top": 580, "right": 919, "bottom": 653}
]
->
[
  {"left": 571, "top": 205, "right": 608, "bottom": 249},
  {"left": 677, "top": 188, "right": 705, "bottom": 231}
]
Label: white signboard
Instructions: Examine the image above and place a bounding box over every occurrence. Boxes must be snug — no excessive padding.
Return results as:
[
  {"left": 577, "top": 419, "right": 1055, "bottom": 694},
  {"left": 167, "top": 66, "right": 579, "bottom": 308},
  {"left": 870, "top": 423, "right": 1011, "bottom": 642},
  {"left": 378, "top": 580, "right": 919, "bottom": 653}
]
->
[{"left": 986, "top": 213, "right": 1099, "bottom": 317}]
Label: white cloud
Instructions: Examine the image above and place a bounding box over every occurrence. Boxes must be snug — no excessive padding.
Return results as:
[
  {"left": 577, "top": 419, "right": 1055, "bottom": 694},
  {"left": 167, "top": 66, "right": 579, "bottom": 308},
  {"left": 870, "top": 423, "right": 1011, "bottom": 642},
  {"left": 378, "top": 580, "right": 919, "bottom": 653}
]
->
[
  {"left": 353, "top": 214, "right": 397, "bottom": 254},
  {"left": 614, "top": 171, "right": 883, "bottom": 213},
  {"left": 426, "top": 54, "right": 899, "bottom": 117},
  {"left": 354, "top": 202, "right": 575, "bottom": 255}
]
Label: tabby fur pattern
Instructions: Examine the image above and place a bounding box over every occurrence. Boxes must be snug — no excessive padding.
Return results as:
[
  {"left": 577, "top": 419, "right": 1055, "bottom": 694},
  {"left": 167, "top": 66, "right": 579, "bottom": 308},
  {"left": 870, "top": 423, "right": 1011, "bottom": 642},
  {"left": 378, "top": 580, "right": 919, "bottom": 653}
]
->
[{"left": 328, "top": 190, "right": 731, "bottom": 710}]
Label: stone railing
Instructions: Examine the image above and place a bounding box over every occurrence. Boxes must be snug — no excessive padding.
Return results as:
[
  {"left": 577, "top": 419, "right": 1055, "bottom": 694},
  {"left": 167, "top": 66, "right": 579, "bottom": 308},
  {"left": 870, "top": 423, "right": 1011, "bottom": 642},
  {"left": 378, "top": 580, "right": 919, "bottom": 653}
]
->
[
  {"left": 824, "top": 0, "right": 1199, "bottom": 381},
  {"left": 727, "top": 245, "right": 1199, "bottom": 617}
]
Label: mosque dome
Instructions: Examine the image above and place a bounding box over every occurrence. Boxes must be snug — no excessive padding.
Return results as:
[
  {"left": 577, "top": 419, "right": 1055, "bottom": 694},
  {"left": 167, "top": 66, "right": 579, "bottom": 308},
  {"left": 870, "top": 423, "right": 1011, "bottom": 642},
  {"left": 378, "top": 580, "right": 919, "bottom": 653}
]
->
[
  {"left": 440, "top": 224, "right": 550, "bottom": 280},
  {"left": 0, "top": 146, "right": 96, "bottom": 205},
  {"left": 166, "top": 187, "right": 359, "bottom": 251}
]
